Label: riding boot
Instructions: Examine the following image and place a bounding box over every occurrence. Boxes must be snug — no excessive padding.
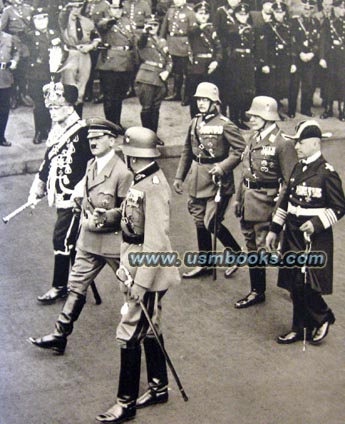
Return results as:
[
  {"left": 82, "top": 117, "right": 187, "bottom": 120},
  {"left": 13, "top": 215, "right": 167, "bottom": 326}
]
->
[
  {"left": 96, "top": 346, "right": 141, "bottom": 423},
  {"left": 151, "top": 110, "right": 159, "bottom": 133},
  {"left": 140, "top": 110, "right": 153, "bottom": 131},
  {"left": 52, "top": 254, "right": 71, "bottom": 290},
  {"left": 320, "top": 101, "right": 333, "bottom": 119},
  {"left": 183, "top": 226, "right": 212, "bottom": 278},
  {"left": 136, "top": 336, "right": 169, "bottom": 409},
  {"left": 249, "top": 267, "right": 266, "bottom": 294},
  {"left": 215, "top": 223, "right": 241, "bottom": 252},
  {"left": 29, "top": 291, "right": 86, "bottom": 354}
]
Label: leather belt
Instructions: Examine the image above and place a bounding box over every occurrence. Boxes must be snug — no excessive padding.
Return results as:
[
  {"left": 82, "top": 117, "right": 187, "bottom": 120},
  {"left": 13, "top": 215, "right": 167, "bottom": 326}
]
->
[
  {"left": 243, "top": 178, "right": 279, "bottom": 189},
  {"left": 145, "top": 60, "right": 163, "bottom": 68},
  {"left": 196, "top": 53, "right": 213, "bottom": 58},
  {"left": 123, "top": 232, "right": 144, "bottom": 245},
  {"left": 0, "top": 61, "right": 11, "bottom": 70},
  {"left": 287, "top": 203, "right": 326, "bottom": 217},
  {"left": 110, "top": 46, "right": 132, "bottom": 51},
  {"left": 192, "top": 154, "right": 227, "bottom": 164}
]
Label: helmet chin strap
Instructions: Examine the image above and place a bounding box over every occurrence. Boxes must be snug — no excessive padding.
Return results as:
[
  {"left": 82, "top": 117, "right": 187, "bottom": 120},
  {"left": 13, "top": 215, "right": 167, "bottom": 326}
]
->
[{"left": 124, "top": 155, "right": 134, "bottom": 172}]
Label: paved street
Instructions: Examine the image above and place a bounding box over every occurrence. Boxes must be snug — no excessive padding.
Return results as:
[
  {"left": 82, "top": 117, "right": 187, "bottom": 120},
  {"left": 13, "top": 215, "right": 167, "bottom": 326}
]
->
[{"left": 1, "top": 150, "right": 345, "bottom": 424}]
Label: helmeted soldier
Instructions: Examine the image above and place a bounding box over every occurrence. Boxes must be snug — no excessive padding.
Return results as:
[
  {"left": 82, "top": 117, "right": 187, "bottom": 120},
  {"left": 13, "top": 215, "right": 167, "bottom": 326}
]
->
[
  {"left": 58, "top": 0, "right": 101, "bottom": 116},
  {"left": 29, "top": 118, "right": 133, "bottom": 354},
  {"left": 232, "top": 96, "right": 298, "bottom": 306},
  {"left": 174, "top": 82, "right": 246, "bottom": 278},
  {"left": 96, "top": 0, "right": 137, "bottom": 129},
  {"left": 0, "top": 0, "right": 34, "bottom": 108},
  {"left": 160, "top": 0, "right": 197, "bottom": 102},
  {"left": 185, "top": 1, "right": 223, "bottom": 117},
  {"left": 0, "top": 26, "right": 19, "bottom": 146},
  {"left": 267, "top": 120, "right": 345, "bottom": 345},
  {"left": 96, "top": 127, "right": 180, "bottom": 424},
  {"left": 27, "top": 82, "right": 92, "bottom": 303},
  {"left": 319, "top": 0, "right": 345, "bottom": 120},
  {"left": 262, "top": 1, "right": 296, "bottom": 116},
  {"left": 25, "top": 6, "right": 62, "bottom": 144},
  {"left": 136, "top": 14, "right": 172, "bottom": 134},
  {"left": 288, "top": 0, "right": 320, "bottom": 118}
]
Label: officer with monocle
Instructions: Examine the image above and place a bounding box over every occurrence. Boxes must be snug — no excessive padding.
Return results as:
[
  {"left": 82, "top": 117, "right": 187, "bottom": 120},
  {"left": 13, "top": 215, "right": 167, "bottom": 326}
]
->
[
  {"left": 232, "top": 96, "right": 297, "bottom": 305},
  {"left": 174, "top": 82, "right": 246, "bottom": 278}
]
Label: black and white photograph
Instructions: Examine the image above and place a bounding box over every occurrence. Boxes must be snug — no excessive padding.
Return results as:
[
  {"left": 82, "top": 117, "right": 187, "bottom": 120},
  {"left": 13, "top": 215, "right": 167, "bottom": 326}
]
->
[{"left": 1, "top": 0, "right": 345, "bottom": 423}]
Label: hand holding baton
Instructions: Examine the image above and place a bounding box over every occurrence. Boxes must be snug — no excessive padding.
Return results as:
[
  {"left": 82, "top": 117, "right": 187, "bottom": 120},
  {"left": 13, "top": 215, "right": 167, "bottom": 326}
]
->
[{"left": 2, "top": 199, "right": 42, "bottom": 224}]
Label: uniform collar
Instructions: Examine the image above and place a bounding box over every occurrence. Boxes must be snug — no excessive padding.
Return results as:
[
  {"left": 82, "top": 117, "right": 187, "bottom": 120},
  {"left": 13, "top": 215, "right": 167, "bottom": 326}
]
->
[
  {"left": 300, "top": 150, "right": 321, "bottom": 165},
  {"left": 133, "top": 161, "right": 159, "bottom": 184},
  {"left": 95, "top": 149, "right": 115, "bottom": 175},
  {"left": 257, "top": 123, "right": 277, "bottom": 141}
]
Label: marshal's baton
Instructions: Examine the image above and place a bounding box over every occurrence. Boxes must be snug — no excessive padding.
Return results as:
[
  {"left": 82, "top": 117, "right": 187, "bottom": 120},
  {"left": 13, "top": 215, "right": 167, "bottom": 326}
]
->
[
  {"left": 2, "top": 199, "right": 42, "bottom": 224},
  {"left": 212, "top": 176, "right": 222, "bottom": 281},
  {"left": 302, "top": 231, "right": 312, "bottom": 352}
]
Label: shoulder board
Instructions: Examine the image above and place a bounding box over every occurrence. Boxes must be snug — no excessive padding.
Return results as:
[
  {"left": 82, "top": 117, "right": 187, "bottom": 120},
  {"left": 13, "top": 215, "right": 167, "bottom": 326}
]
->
[
  {"left": 325, "top": 163, "right": 335, "bottom": 172},
  {"left": 220, "top": 115, "right": 230, "bottom": 122},
  {"left": 186, "top": 5, "right": 193, "bottom": 11}
]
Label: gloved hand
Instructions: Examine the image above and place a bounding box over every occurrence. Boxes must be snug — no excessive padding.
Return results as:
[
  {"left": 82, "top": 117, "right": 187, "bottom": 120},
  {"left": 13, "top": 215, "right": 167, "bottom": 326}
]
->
[
  {"left": 208, "top": 61, "right": 218, "bottom": 74},
  {"left": 159, "top": 70, "right": 169, "bottom": 81},
  {"left": 28, "top": 175, "right": 46, "bottom": 207},
  {"left": 209, "top": 164, "right": 224, "bottom": 177},
  {"left": 262, "top": 65, "right": 270, "bottom": 74},
  {"left": 173, "top": 179, "right": 183, "bottom": 194},
  {"left": 266, "top": 231, "right": 279, "bottom": 251},
  {"left": 299, "top": 220, "right": 314, "bottom": 236},
  {"left": 129, "top": 282, "right": 147, "bottom": 304},
  {"left": 290, "top": 64, "right": 297, "bottom": 73},
  {"left": 92, "top": 207, "right": 107, "bottom": 228},
  {"left": 319, "top": 59, "right": 327, "bottom": 69}
]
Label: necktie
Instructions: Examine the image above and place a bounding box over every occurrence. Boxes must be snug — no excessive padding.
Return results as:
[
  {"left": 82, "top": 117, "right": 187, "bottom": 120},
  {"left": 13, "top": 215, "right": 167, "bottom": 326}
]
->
[{"left": 76, "top": 16, "right": 83, "bottom": 41}]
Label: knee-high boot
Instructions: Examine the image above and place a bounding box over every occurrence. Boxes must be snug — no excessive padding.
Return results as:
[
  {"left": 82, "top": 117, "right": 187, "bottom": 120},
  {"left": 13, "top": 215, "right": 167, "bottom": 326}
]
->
[
  {"left": 183, "top": 226, "right": 212, "bottom": 278},
  {"left": 137, "top": 336, "right": 169, "bottom": 408},
  {"left": 96, "top": 346, "right": 141, "bottom": 423},
  {"left": 140, "top": 110, "right": 153, "bottom": 130},
  {"left": 29, "top": 291, "right": 86, "bottom": 354}
]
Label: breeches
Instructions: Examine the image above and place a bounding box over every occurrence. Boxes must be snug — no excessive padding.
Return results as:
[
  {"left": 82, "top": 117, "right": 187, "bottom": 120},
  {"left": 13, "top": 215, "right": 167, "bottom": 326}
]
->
[
  {"left": 187, "top": 195, "right": 231, "bottom": 230},
  {"left": 61, "top": 50, "right": 91, "bottom": 103},
  {"left": 53, "top": 208, "right": 80, "bottom": 255},
  {"left": 240, "top": 220, "right": 270, "bottom": 251}
]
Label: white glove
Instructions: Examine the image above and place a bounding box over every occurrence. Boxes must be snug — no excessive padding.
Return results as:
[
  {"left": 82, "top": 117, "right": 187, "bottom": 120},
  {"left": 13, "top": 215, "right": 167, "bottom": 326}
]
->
[
  {"left": 290, "top": 64, "right": 297, "bottom": 73},
  {"left": 262, "top": 65, "right": 270, "bottom": 74},
  {"left": 319, "top": 59, "right": 327, "bottom": 69},
  {"left": 208, "top": 61, "right": 218, "bottom": 74}
]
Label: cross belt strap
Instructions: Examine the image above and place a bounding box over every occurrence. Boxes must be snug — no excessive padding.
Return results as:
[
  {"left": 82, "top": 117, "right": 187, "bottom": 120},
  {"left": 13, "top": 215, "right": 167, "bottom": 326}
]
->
[{"left": 287, "top": 203, "right": 326, "bottom": 216}]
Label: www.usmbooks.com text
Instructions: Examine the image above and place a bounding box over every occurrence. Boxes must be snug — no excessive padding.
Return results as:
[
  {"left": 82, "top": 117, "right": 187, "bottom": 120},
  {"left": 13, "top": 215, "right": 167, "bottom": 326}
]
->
[{"left": 128, "top": 249, "right": 327, "bottom": 268}]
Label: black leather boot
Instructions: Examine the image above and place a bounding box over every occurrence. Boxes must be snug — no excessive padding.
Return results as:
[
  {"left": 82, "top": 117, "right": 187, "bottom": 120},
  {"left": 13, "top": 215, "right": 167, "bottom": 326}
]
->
[
  {"left": 320, "top": 101, "right": 333, "bottom": 119},
  {"left": 235, "top": 268, "right": 266, "bottom": 309},
  {"left": 140, "top": 111, "right": 153, "bottom": 130},
  {"left": 29, "top": 291, "right": 86, "bottom": 354},
  {"left": 137, "top": 336, "right": 169, "bottom": 409},
  {"left": 183, "top": 226, "right": 213, "bottom": 278},
  {"left": 96, "top": 346, "right": 141, "bottom": 423},
  {"left": 37, "top": 254, "right": 70, "bottom": 303}
]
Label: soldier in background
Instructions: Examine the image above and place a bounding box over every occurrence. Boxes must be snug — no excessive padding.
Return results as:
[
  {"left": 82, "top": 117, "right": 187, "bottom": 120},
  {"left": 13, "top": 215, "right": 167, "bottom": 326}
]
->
[
  {"left": 0, "top": 27, "right": 19, "bottom": 146},
  {"left": 262, "top": 2, "right": 296, "bottom": 117},
  {"left": 288, "top": 0, "right": 320, "bottom": 118},
  {"left": 25, "top": 6, "right": 61, "bottom": 144},
  {"left": 96, "top": 0, "right": 137, "bottom": 130},
  {"left": 160, "top": 0, "right": 196, "bottom": 102},
  {"left": 185, "top": 1, "right": 222, "bottom": 117},
  {"left": 59, "top": 1, "right": 101, "bottom": 117},
  {"left": 174, "top": 82, "right": 245, "bottom": 279},
  {"left": 232, "top": 96, "right": 297, "bottom": 304},
  {"left": 319, "top": 0, "right": 345, "bottom": 120},
  {"left": 251, "top": 0, "right": 273, "bottom": 96},
  {"left": 27, "top": 82, "right": 92, "bottom": 303},
  {"left": 83, "top": 0, "right": 111, "bottom": 102},
  {"left": 0, "top": 0, "right": 33, "bottom": 108},
  {"left": 136, "top": 14, "right": 172, "bottom": 135}
]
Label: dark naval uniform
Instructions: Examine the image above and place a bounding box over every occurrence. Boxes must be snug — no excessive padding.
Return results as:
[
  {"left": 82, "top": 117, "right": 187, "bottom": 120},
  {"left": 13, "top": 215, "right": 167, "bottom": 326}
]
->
[
  {"left": 175, "top": 109, "right": 245, "bottom": 257},
  {"left": 33, "top": 111, "right": 92, "bottom": 291},
  {"left": 236, "top": 124, "right": 297, "bottom": 296},
  {"left": 263, "top": 18, "right": 296, "bottom": 102},
  {"left": 289, "top": 15, "right": 320, "bottom": 116},
  {"left": 160, "top": 2, "right": 196, "bottom": 100},
  {"left": 25, "top": 28, "right": 61, "bottom": 142},
  {"left": 186, "top": 21, "right": 223, "bottom": 117},
  {"left": 96, "top": 15, "right": 137, "bottom": 126},
  {"left": 319, "top": 14, "right": 345, "bottom": 118},
  {"left": 136, "top": 29, "right": 173, "bottom": 132},
  {"left": 271, "top": 154, "right": 345, "bottom": 336}
]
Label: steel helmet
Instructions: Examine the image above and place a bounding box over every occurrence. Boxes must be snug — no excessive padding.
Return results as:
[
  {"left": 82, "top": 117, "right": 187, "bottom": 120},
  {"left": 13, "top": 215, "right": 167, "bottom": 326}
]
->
[
  {"left": 246, "top": 96, "right": 280, "bottom": 121},
  {"left": 194, "top": 82, "right": 221, "bottom": 103},
  {"left": 122, "top": 127, "right": 161, "bottom": 158}
]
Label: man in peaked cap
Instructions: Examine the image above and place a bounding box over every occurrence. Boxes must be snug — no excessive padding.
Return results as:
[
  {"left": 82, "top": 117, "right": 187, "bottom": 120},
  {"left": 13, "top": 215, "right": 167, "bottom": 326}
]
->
[
  {"left": 29, "top": 117, "right": 133, "bottom": 354},
  {"left": 232, "top": 96, "right": 297, "bottom": 306},
  {"left": 96, "top": 127, "right": 180, "bottom": 423},
  {"left": 267, "top": 120, "right": 345, "bottom": 345},
  {"left": 27, "top": 82, "right": 92, "bottom": 304}
]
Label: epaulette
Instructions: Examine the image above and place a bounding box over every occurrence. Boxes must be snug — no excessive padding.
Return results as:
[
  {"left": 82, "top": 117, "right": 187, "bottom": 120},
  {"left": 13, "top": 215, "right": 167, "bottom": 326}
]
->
[{"left": 220, "top": 115, "right": 230, "bottom": 122}]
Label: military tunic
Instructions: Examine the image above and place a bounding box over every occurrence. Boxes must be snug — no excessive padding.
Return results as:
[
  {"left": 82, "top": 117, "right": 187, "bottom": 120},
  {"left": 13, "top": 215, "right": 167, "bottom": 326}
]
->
[
  {"left": 117, "top": 162, "right": 180, "bottom": 346},
  {"left": 123, "top": 0, "right": 151, "bottom": 34},
  {"left": 289, "top": 16, "right": 320, "bottom": 115},
  {"left": 68, "top": 153, "right": 133, "bottom": 296},
  {"left": 185, "top": 22, "right": 222, "bottom": 117},
  {"left": 96, "top": 16, "right": 137, "bottom": 125},
  {"left": 175, "top": 110, "right": 246, "bottom": 229}
]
